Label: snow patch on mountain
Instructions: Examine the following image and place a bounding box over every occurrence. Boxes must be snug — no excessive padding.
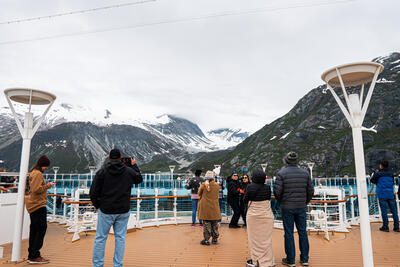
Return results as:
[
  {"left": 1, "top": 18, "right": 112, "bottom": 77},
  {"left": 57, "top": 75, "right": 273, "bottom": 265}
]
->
[{"left": 206, "top": 128, "right": 249, "bottom": 149}]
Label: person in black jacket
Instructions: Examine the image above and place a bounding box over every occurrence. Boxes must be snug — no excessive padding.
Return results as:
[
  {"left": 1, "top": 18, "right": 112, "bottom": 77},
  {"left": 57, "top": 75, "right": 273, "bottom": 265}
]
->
[
  {"left": 239, "top": 174, "right": 250, "bottom": 228},
  {"left": 90, "top": 148, "right": 143, "bottom": 267},
  {"left": 185, "top": 170, "right": 204, "bottom": 226},
  {"left": 227, "top": 171, "right": 241, "bottom": 228},
  {"left": 273, "top": 152, "right": 314, "bottom": 267},
  {"left": 244, "top": 169, "right": 274, "bottom": 267}
]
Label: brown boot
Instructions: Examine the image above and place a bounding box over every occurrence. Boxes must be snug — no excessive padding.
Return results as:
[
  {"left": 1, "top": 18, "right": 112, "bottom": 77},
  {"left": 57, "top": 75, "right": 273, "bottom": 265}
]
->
[{"left": 27, "top": 256, "right": 50, "bottom": 264}]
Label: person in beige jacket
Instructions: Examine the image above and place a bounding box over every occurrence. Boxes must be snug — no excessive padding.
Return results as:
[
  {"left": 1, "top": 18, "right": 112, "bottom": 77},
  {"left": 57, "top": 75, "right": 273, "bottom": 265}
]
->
[
  {"left": 198, "top": 171, "right": 221, "bottom": 245},
  {"left": 25, "top": 155, "right": 55, "bottom": 264}
]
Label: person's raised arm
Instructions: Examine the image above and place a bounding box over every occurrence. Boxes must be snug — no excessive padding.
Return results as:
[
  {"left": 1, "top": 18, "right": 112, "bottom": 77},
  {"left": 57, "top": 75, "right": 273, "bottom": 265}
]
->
[
  {"left": 129, "top": 158, "right": 143, "bottom": 184},
  {"left": 198, "top": 184, "right": 205, "bottom": 198},
  {"left": 30, "top": 171, "right": 54, "bottom": 194},
  {"left": 370, "top": 170, "right": 380, "bottom": 185}
]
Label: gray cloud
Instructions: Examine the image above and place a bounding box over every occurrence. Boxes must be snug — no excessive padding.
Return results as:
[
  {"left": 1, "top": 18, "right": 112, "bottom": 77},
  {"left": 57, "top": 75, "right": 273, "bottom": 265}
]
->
[{"left": 0, "top": 0, "right": 399, "bottom": 132}]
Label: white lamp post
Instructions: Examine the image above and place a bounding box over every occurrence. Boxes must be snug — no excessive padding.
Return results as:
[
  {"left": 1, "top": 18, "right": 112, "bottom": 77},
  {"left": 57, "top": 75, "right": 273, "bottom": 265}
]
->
[
  {"left": 169, "top": 165, "right": 175, "bottom": 188},
  {"left": 52, "top": 166, "right": 60, "bottom": 220},
  {"left": 89, "top": 166, "right": 96, "bottom": 187},
  {"left": 321, "top": 62, "right": 383, "bottom": 267},
  {"left": 4, "top": 88, "right": 56, "bottom": 262},
  {"left": 307, "top": 162, "right": 315, "bottom": 179},
  {"left": 261, "top": 163, "right": 268, "bottom": 173}
]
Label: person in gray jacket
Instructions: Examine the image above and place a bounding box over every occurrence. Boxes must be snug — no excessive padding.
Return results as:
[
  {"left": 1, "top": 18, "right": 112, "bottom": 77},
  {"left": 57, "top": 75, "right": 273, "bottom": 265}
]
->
[{"left": 273, "top": 152, "right": 314, "bottom": 267}]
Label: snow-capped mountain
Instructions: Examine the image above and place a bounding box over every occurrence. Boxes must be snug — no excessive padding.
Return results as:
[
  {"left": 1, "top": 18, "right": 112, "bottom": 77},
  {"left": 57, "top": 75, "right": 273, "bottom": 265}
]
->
[
  {"left": 206, "top": 128, "right": 250, "bottom": 149},
  {"left": 0, "top": 103, "right": 250, "bottom": 172}
]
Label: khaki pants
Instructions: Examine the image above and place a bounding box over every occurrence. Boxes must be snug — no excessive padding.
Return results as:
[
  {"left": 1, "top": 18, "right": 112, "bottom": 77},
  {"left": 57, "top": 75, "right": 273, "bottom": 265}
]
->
[
  {"left": 203, "top": 220, "right": 219, "bottom": 240},
  {"left": 247, "top": 200, "right": 275, "bottom": 267}
]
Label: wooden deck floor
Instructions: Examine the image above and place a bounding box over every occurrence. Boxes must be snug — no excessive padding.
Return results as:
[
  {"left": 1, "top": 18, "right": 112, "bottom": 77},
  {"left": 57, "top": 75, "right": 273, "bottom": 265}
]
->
[{"left": 1, "top": 223, "right": 400, "bottom": 267}]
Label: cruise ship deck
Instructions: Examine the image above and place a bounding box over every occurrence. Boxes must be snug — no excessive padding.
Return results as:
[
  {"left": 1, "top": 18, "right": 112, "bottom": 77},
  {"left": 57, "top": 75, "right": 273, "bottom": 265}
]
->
[{"left": 1, "top": 222, "right": 399, "bottom": 267}]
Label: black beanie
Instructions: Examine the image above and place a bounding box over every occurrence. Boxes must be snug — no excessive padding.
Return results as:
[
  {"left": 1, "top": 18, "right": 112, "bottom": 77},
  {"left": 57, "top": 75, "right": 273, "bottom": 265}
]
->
[
  {"left": 37, "top": 155, "right": 50, "bottom": 168},
  {"left": 109, "top": 148, "right": 121, "bottom": 159},
  {"left": 195, "top": 170, "right": 202, "bottom": 177},
  {"left": 284, "top": 151, "right": 298, "bottom": 164}
]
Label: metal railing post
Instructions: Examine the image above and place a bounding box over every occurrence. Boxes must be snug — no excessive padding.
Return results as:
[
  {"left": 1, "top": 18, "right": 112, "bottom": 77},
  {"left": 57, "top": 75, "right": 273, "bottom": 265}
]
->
[
  {"left": 60, "top": 188, "right": 67, "bottom": 224},
  {"left": 350, "top": 187, "right": 356, "bottom": 224},
  {"left": 396, "top": 186, "right": 400, "bottom": 215},
  {"left": 173, "top": 188, "right": 178, "bottom": 225},
  {"left": 136, "top": 189, "right": 141, "bottom": 228},
  {"left": 155, "top": 188, "right": 159, "bottom": 226}
]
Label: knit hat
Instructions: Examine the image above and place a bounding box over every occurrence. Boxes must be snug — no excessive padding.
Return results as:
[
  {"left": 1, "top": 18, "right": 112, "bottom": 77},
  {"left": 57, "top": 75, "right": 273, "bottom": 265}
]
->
[
  {"left": 231, "top": 171, "right": 238, "bottom": 176},
  {"left": 195, "top": 170, "right": 202, "bottom": 177},
  {"left": 109, "top": 148, "right": 121, "bottom": 159},
  {"left": 284, "top": 151, "right": 298, "bottom": 164},
  {"left": 251, "top": 169, "right": 266, "bottom": 184},
  {"left": 37, "top": 155, "right": 50, "bottom": 168},
  {"left": 204, "top": 171, "right": 215, "bottom": 179}
]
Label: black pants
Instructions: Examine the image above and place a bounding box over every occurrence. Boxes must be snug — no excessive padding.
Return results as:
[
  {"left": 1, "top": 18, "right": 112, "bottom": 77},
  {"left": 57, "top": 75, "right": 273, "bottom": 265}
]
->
[
  {"left": 28, "top": 207, "right": 47, "bottom": 259},
  {"left": 239, "top": 200, "right": 247, "bottom": 226},
  {"left": 229, "top": 200, "right": 241, "bottom": 226}
]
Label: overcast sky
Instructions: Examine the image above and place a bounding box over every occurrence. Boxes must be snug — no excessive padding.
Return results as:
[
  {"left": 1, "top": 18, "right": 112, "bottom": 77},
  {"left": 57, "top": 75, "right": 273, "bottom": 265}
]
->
[{"left": 0, "top": 0, "right": 399, "bottom": 133}]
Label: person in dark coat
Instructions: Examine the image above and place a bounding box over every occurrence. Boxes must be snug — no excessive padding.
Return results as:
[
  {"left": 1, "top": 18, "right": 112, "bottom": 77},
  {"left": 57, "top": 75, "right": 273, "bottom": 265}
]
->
[
  {"left": 227, "top": 171, "right": 241, "bottom": 228},
  {"left": 90, "top": 149, "right": 143, "bottom": 267},
  {"left": 244, "top": 169, "right": 274, "bottom": 267},
  {"left": 273, "top": 152, "right": 314, "bottom": 267},
  {"left": 370, "top": 160, "right": 399, "bottom": 232},
  {"left": 239, "top": 174, "right": 250, "bottom": 227},
  {"left": 185, "top": 169, "right": 204, "bottom": 226}
]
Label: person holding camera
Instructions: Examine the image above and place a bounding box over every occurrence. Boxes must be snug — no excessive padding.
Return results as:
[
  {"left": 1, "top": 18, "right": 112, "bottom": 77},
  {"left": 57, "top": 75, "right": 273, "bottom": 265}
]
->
[
  {"left": 90, "top": 149, "right": 143, "bottom": 267},
  {"left": 25, "top": 155, "right": 56, "bottom": 264},
  {"left": 185, "top": 169, "right": 204, "bottom": 226},
  {"left": 198, "top": 171, "right": 221, "bottom": 245},
  {"left": 370, "top": 160, "right": 399, "bottom": 232}
]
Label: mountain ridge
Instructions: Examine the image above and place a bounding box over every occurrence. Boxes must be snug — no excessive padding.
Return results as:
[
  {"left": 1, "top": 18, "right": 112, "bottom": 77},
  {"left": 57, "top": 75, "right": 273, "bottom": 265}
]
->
[{"left": 187, "top": 52, "right": 400, "bottom": 176}]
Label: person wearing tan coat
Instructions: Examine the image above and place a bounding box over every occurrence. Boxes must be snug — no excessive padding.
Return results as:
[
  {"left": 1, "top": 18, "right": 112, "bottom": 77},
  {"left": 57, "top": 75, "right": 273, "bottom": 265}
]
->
[
  {"left": 198, "top": 171, "right": 221, "bottom": 245},
  {"left": 25, "top": 155, "right": 55, "bottom": 265}
]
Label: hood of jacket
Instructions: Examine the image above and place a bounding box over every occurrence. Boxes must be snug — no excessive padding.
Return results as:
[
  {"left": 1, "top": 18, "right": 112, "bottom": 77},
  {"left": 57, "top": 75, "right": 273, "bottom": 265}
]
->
[
  {"left": 251, "top": 169, "right": 266, "bottom": 184},
  {"left": 104, "top": 161, "right": 127, "bottom": 176}
]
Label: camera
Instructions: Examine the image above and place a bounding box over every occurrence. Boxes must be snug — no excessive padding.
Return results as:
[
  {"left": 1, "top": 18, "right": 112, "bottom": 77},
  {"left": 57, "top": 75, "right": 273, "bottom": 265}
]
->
[{"left": 122, "top": 157, "right": 134, "bottom": 168}]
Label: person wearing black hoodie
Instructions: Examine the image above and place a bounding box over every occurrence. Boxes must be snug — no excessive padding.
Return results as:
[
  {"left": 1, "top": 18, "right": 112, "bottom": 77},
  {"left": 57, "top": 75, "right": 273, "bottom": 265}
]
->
[
  {"left": 244, "top": 169, "right": 274, "bottom": 267},
  {"left": 227, "top": 171, "right": 241, "bottom": 228},
  {"left": 90, "top": 149, "right": 143, "bottom": 267}
]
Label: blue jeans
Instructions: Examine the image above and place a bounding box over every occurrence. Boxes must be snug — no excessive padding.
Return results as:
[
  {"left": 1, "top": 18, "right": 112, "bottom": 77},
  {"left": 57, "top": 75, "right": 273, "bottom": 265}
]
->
[
  {"left": 379, "top": 198, "right": 399, "bottom": 229},
  {"left": 281, "top": 208, "right": 309, "bottom": 264},
  {"left": 191, "top": 199, "right": 202, "bottom": 224},
  {"left": 93, "top": 210, "right": 130, "bottom": 267}
]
